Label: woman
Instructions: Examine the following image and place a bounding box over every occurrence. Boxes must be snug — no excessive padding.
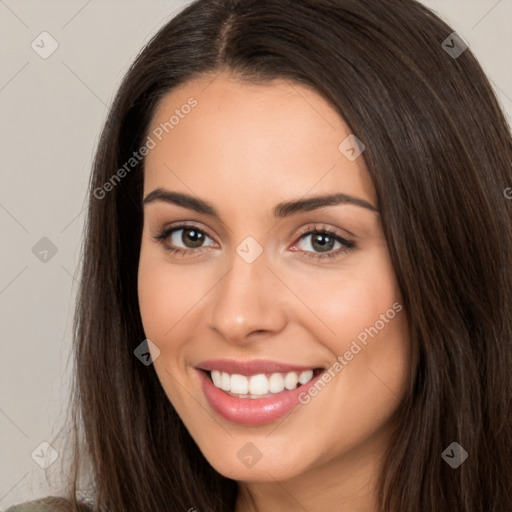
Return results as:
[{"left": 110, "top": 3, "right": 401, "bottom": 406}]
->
[{"left": 6, "top": 0, "right": 512, "bottom": 510}]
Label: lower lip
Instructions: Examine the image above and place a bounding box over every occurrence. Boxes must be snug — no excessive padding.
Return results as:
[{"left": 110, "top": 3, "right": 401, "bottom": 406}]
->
[{"left": 197, "top": 369, "right": 324, "bottom": 426}]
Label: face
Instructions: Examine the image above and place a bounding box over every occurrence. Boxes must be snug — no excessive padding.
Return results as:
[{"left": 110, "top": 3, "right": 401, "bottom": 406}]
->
[{"left": 138, "top": 72, "right": 410, "bottom": 487}]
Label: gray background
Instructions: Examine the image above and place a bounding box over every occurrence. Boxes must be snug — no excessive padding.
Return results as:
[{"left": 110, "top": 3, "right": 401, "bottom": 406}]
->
[{"left": 1, "top": 0, "right": 511, "bottom": 507}]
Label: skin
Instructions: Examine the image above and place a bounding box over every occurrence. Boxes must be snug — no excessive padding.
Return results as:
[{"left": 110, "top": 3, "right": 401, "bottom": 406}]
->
[{"left": 138, "top": 72, "right": 410, "bottom": 512}]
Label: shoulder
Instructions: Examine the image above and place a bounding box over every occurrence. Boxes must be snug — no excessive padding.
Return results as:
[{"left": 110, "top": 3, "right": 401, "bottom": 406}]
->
[{"left": 3, "top": 497, "right": 92, "bottom": 512}]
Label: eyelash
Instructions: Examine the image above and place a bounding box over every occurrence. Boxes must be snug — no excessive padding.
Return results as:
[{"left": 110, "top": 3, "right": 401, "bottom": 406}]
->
[{"left": 153, "top": 222, "right": 356, "bottom": 261}]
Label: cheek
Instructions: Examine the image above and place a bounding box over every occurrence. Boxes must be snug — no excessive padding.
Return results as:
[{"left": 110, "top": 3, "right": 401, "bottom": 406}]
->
[
  {"left": 298, "top": 247, "right": 403, "bottom": 342},
  {"left": 297, "top": 246, "right": 410, "bottom": 395},
  {"left": 137, "top": 248, "right": 205, "bottom": 406},
  {"left": 138, "top": 247, "right": 189, "bottom": 344},
  {"left": 137, "top": 246, "right": 202, "bottom": 342}
]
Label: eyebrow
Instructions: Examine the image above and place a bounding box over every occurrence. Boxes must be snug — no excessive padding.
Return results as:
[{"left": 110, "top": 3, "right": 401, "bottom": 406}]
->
[{"left": 143, "top": 188, "right": 379, "bottom": 217}]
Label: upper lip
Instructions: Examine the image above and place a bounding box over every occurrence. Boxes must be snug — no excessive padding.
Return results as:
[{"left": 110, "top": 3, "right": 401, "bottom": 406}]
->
[{"left": 196, "top": 359, "right": 323, "bottom": 376}]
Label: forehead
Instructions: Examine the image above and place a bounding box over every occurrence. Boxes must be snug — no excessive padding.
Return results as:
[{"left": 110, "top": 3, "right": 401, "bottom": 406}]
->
[{"left": 143, "top": 73, "right": 377, "bottom": 213}]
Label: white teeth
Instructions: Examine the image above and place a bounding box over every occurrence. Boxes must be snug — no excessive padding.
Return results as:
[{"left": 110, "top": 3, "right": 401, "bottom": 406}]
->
[
  {"left": 209, "top": 369, "right": 315, "bottom": 397},
  {"left": 284, "top": 371, "right": 299, "bottom": 390},
  {"left": 211, "top": 370, "right": 222, "bottom": 388},
  {"left": 268, "top": 373, "right": 285, "bottom": 393},
  {"left": 230, "top": 374, "right": 249, "bottom": 394},
  {"left": 221, "top": 371, "right": 230, "bottom": 391},
  {"left": 249, "top": 374, "right": 269, "bottom": 395},
  {"left": 298, "top": 370, "right": 313, "bottom": 385}
]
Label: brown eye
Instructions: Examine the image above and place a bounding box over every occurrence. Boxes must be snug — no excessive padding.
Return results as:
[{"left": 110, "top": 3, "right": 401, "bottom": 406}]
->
[
  {"left": 154, "top": 224, "right": 216, "bottom": 255},
  {"left": 304, "top": 232, "right": 338, "bottom": 253},
  {"left": 293, "top": 226, "right": 356, "bottom": 261},
  {"left": 176, "top": 227, "right": 206, "bottom": 248}
]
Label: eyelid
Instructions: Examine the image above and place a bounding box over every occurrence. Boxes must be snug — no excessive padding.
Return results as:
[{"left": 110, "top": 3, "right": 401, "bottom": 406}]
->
[
  {"left": 292, "top": 223, "right": 354, "bottom": 242},
  {"left": 158, "top": 220, "right": 217, "bottom": 243},
  {"left": 153, "top": 221, "right": 356, "bottom": 259},
  {"left": 155, "top": 221, "right": 351, "bottom": 244},
  {"left": 289, "top": 223, "right": 355, "bottom": 257}
]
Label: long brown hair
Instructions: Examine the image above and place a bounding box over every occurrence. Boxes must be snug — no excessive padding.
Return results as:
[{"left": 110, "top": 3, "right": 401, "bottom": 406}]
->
[{"left": 57, "top": 0, "right": 512, "bottom": 510}]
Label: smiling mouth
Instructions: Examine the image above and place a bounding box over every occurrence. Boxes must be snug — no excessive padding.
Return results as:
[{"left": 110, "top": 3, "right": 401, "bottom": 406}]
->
[{"left": 202, "top": 368, "right": 324, "bottom": 399}]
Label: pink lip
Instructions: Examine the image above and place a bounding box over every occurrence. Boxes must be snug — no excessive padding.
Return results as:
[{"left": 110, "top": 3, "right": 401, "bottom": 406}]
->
[
  {"left": 196, "top": 358, "right": 321, "bottom": 376},
  {"left": 196, "top": 367, "right": 325, "bottom": 426}
]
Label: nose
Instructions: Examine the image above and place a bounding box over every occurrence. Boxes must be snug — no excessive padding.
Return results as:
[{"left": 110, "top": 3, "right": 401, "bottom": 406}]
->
[{"left": 208, "top": 246, "right": 288, "bottom": 346}]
